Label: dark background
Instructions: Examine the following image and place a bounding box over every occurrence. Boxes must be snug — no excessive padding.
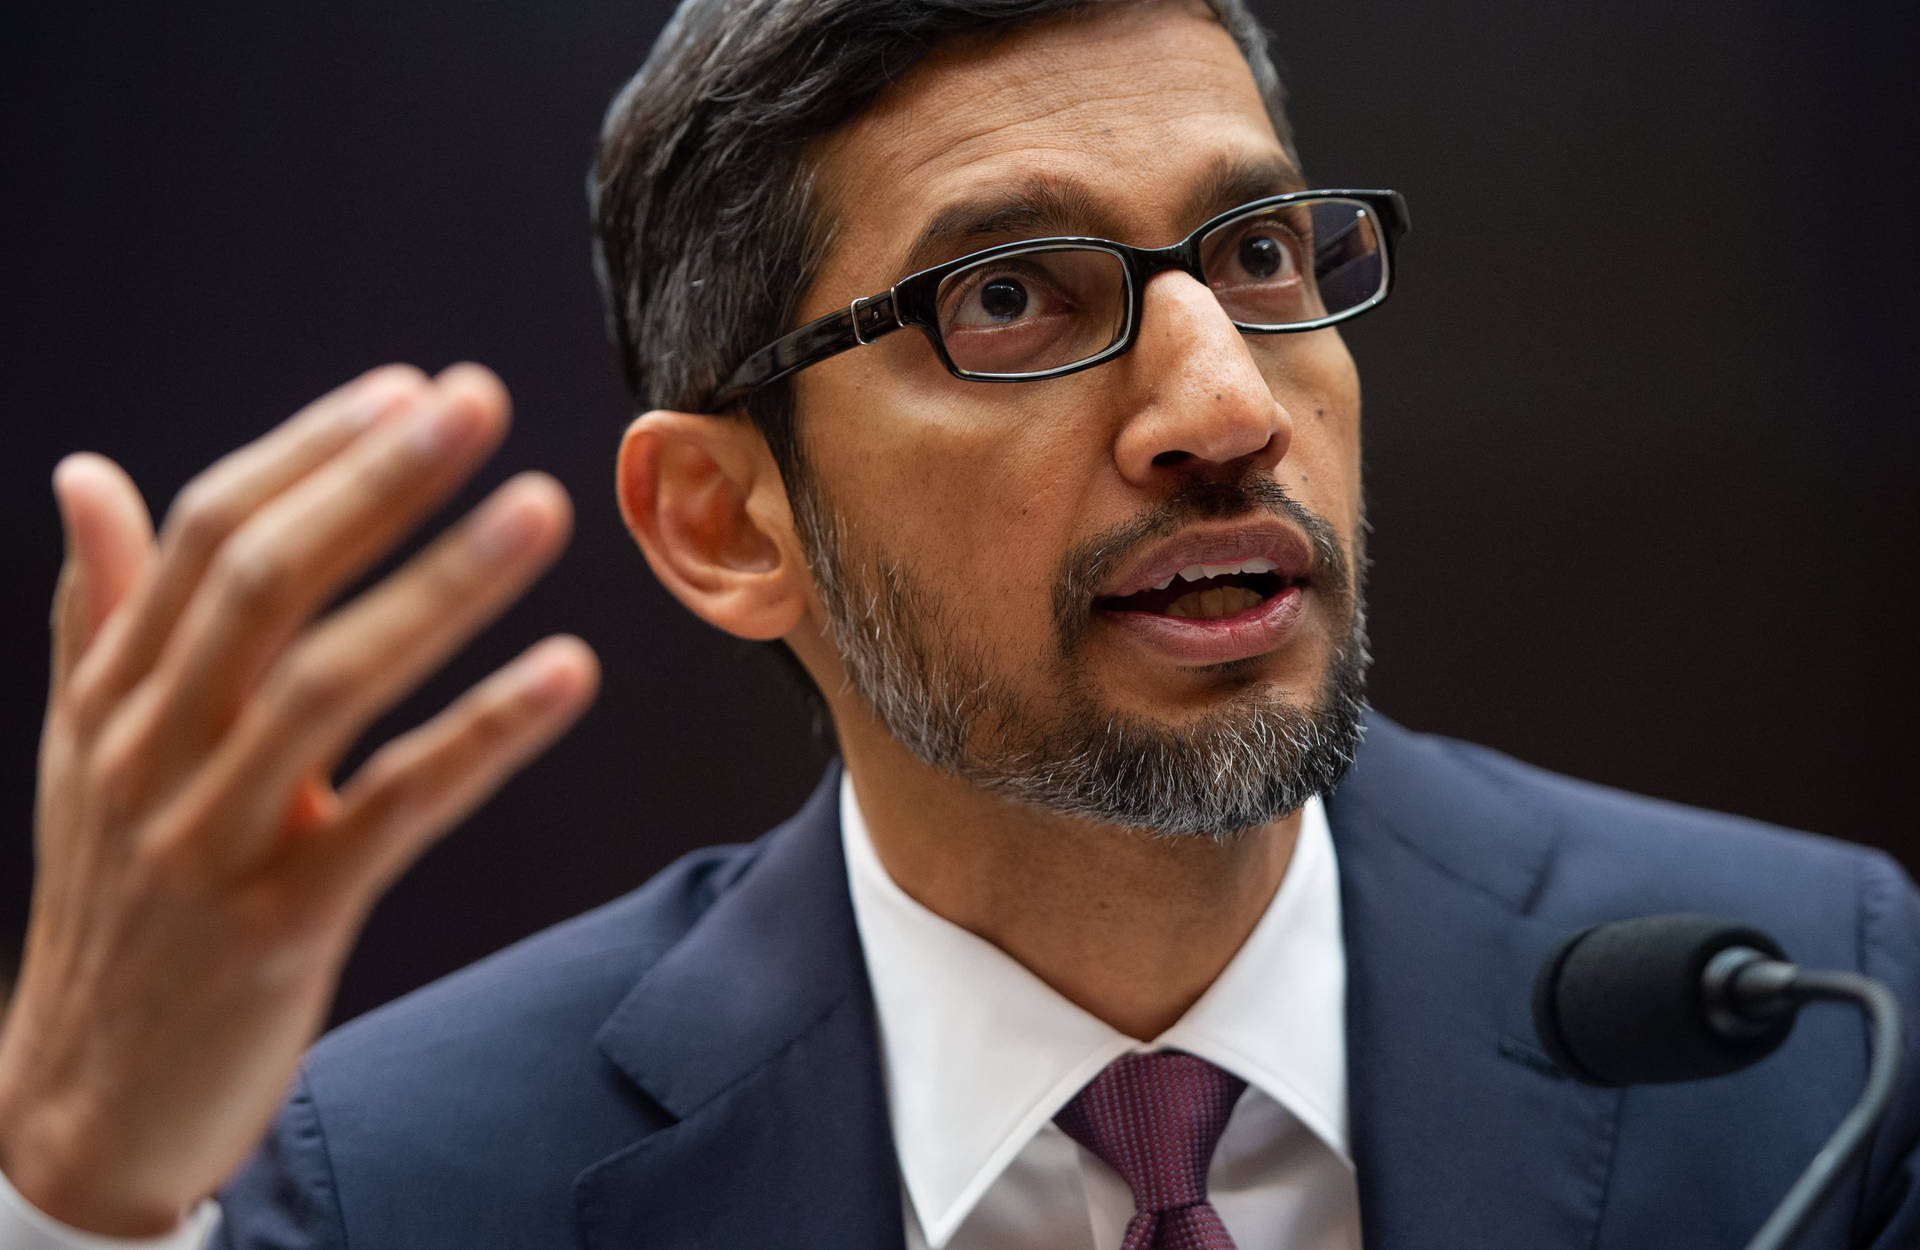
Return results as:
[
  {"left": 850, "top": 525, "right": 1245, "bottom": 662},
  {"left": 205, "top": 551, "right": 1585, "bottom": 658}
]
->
[{"left": 4, "top": 1, "right": 1915, "bottom": 1024}]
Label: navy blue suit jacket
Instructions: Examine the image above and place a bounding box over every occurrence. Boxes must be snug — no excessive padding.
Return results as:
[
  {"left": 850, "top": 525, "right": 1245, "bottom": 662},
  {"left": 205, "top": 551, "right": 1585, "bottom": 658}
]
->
[{"left": 216, "top": 716, "right": 1920, "bottom": 1247}]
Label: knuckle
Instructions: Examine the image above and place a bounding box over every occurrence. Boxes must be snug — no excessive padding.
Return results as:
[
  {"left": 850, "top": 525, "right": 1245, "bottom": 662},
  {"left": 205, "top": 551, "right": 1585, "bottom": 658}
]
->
[
  {"left": 426, "top": 541, "right": 488, "bottom": 600},
  {"left": 62, "top": 654, "right": 118, "bottom": 729},
  {"left": 270, "top": 647, "right": 353, "bottom": 721},
  {"left": 466, "top": 694, "right": 523, "bottom": 755},
  {"left": 354, "top": 748, "right": 412, "bottom": 800},
  {"left": 82, "top": 749, "right": 133, "bottom": 810},
  {"left": 352, "top": 749, "right": 435, "bottom": 833},
  {"left": 345, "top": 445, "right": 414, "bottom": 510},
  {"left": 234, "top": 901, "right": 332, "bottom": 965},
  {"left": 212, "top": 533, "right": 295, "bottom": 617},
  {"left": 168, "top": 475, "right": 245, "bottom": 561},
  {"left": 133, "top": 822, "right": 216, "bottom": 892},
  {"left": 84, "top": 711, "right": 157, "bottom": 813},
  {"left": 381, "top": 759, "right": 437, "bottom": 814}
]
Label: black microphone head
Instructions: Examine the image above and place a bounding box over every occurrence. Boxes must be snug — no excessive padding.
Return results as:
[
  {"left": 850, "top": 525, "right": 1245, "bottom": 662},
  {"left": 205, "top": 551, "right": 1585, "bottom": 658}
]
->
[{"left": 1532, "top": 913, "right": 1795, "bottom": 1086}]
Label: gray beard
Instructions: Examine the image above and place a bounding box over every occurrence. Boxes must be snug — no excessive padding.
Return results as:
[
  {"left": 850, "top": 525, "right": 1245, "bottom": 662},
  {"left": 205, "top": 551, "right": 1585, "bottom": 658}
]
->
[{"left": 794, "top": 476, "right": 1371, "bottom": 842}]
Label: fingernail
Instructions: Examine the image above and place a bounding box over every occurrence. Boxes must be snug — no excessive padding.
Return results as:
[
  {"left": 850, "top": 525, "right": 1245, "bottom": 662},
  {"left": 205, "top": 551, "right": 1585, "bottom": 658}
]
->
[
  {"left": 51, "top": 455, "right": 93, "bottom": 528},
  {"left": 341, "top": 390, "right": 401, "bottom": 433},
  {"left": 469, "top": 491, "right": 546, "bottom": 562},
  {"left": 52, "top": 454, "right": 88, "bottom": 497},
  {"left": 408, "top": 399, "right": 487, "bottom": 459},
  {"left": 518, "top": 652, "right": 581, "bottom": 709},
  {"left": 52, "top": 458, "right": 80, "bottom": 553}
]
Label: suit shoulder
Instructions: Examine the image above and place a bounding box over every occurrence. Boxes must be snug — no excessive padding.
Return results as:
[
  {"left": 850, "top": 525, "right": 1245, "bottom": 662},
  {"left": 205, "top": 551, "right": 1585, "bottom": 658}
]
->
[
  {"left": 217, "top": 838, "right": 773, "bottom": 1243},
  {"left": 1434, "top": 729, "right": 1871, "bottom": 867},
  {"left": 306, "top": 837, "right": 759, "bottom": 1087},
  {"left": 1364, "top": 718, "right": 1912, "bottom": 961}
]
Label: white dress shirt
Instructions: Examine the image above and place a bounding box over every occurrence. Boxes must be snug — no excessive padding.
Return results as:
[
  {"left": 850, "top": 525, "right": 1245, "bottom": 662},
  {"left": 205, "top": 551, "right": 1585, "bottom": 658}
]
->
[
  {"left": 842, "top": 774, "right": 1362, "bottom": 1250},
  {"left": 0, "top": 781, "right": 1359, "bottom": 1250},
  {"left": 0, "top": 1172, "right": 214, "bottom": 1250}
]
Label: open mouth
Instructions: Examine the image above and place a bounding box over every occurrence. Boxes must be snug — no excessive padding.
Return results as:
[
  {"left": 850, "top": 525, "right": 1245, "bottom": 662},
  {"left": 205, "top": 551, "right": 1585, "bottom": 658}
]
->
[{"left": 1094, "top": 558, "right": 1306, "bottom": 621}]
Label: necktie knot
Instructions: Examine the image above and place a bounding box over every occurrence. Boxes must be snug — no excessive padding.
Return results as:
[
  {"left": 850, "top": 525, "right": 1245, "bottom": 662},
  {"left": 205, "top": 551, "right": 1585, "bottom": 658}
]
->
[{"left": 1054, "top": 1051, "right": 1247, "bottom": 1216}]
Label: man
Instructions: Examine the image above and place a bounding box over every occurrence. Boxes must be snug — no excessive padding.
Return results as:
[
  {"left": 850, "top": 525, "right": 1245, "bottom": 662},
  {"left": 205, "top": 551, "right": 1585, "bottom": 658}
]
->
[{"left": 0, "top": 0, "right": 1914, "bottom": 1247}]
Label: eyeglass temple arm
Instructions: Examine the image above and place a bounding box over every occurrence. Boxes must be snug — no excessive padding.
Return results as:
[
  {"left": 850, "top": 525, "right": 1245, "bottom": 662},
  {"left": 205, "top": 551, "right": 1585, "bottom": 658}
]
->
[
  {"left": 709, "top": 290, "right": 903, "bottom": 410},
  {"left": 1375, "top": 190, "right": 1411, "bottom": 238}
]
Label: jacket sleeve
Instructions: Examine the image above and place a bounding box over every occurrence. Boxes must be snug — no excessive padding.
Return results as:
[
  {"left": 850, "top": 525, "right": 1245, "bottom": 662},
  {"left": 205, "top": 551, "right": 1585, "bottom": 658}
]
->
[
  {"left": 1857, "top": 850, "right": 1920, "bottom": 1248},
  {"left": 210, "top": 1070, "right": 348, "bottom": 1250}
]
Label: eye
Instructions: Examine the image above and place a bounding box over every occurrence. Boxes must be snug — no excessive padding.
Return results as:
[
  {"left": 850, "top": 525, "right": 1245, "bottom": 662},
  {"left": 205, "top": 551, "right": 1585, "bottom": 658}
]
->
[
  {"left": 978, "top": 277, "right": 1029, "bottom": 322},
  {"left": 1202, "top": 212, "right": 1316, "bottom": 326},
  {"left": 946, "top": 268, "right": 1058, "bottom": 330},
  {"left": 1237, "top": 233, "right": 1287, "bottom": 281},
  {"left": 933, "top": 247, "right": 1127, "bottom": 375},
  {"left": 1222, "top": 228, "right": 1300, "bottom": 284}
]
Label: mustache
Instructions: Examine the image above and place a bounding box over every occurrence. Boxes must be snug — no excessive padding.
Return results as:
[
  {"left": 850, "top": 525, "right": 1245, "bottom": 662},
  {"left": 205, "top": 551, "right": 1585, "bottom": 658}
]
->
[{"left": 1051, "top": 477, "right": 1351, "bottom": 648}]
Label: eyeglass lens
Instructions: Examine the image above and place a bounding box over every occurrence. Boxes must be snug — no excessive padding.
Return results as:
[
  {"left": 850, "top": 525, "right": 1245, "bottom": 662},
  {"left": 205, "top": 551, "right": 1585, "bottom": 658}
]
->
[
  {"left": 931, "top": 197, "right": 1385, "bottom": 379},
  {"left": 934, "top": 245, "right": 1130, "bottom": 378}
]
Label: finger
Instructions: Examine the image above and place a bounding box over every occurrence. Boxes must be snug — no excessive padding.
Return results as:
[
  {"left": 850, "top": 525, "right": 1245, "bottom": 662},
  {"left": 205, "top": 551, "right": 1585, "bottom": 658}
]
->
[
  {"left": 290, "top": 635, "right": 598, "bottom": 904},
  {"left": 182, "top": 470, "right": 571, "bottom": 872},
  {"left": 281, "top": 775, "right": 338, "bottom": 838},
  {"left": 49, "top": 454, "right": 155, "bottom": 704},
  {"left": 147, "top": 364, "right": 511, "bottom": 758},
  {"left": 65, "top": 365, "right": 428, "bottom": 725}
]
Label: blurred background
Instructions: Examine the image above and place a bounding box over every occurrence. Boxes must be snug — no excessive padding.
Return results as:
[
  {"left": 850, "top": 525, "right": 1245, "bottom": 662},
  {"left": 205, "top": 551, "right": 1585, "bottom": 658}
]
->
[{"left": 4, "top": 1, "right": 1915, "bottom": 1023}]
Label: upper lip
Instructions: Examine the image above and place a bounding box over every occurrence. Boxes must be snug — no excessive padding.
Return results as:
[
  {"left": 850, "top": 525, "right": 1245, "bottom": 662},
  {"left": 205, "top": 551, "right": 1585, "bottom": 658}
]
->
[{"left": 1095, "top": 523, "right": 1314, "bottom": 601}]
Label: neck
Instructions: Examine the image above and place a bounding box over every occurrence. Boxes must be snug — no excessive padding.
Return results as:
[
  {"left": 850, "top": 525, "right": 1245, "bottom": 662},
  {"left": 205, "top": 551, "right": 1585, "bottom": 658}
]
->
[{"left": 839, "top": 725, "right": 1301, "bottom": 1041}]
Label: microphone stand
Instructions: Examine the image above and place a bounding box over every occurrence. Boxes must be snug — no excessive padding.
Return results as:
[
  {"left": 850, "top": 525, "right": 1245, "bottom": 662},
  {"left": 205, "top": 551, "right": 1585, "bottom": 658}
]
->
[{"left": 1711, "top": 954, "right": 1907, "bottom": 1250}]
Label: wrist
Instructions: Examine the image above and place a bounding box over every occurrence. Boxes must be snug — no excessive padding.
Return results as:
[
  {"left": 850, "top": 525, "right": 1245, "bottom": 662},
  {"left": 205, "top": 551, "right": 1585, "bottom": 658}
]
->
[{"left": 0, "top": 1083, "right": 189, "bottom": 1239}]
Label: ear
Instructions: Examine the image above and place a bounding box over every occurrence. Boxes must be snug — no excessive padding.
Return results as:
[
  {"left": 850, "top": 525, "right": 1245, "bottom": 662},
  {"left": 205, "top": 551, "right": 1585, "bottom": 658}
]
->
[{"left": 616, "top": 411, "right": 809, "bottom": 642}]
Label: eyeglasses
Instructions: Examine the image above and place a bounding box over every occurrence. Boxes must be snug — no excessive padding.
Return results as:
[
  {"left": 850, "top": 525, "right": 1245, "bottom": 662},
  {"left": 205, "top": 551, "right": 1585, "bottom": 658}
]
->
[{"left": 710, "top": 189, "right": 1409, "bottom": 410}]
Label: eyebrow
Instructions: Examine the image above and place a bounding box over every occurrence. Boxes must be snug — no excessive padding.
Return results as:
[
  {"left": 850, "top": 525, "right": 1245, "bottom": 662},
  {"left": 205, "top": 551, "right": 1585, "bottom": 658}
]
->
[
  {"left": 898, "top": 176, "right": 1105, "bottom": 276},
  {"left": 1178, "top": 152, "right": 1310, "bottom": 228},
  {"left": 897, "top": 152, "right": 1308, "bottom": 277}
]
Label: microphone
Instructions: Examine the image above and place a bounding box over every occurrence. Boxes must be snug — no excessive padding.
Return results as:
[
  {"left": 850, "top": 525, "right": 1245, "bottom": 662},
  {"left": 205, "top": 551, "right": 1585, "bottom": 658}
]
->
[{"left": 1532, "top": 914, "right": 1906, "bottom": 1250}]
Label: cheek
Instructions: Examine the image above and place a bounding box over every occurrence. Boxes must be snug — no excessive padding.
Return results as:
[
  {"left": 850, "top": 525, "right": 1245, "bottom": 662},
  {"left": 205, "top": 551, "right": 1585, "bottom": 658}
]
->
[
  {"left": 797, "top": 367, "right": 1098, "bottom": 645},
  {"left": 1257, "top": 334, "right": 1363, "bottom": 504}
]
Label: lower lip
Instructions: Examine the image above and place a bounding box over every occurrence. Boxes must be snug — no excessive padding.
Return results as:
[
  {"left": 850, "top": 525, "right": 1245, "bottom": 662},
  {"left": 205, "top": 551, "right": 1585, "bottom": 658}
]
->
[{"left": 1096, "top": 584, "right": 1308, "bottom": 666}]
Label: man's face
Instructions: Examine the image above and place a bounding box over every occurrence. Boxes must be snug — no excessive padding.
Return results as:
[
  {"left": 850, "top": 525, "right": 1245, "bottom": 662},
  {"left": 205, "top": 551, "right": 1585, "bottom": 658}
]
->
[{"left": 787, "top": 0, "right": 1368, "bottom": 835}]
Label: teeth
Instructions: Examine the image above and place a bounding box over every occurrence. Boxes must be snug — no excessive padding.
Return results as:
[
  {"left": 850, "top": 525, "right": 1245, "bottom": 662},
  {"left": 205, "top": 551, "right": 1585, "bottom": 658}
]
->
[
  {"left": 1174, "top": 557, "right": 1280, "bottom": 584},
  {"left": 1164, "top": 585, "right": 1264, "bottom": 619}
]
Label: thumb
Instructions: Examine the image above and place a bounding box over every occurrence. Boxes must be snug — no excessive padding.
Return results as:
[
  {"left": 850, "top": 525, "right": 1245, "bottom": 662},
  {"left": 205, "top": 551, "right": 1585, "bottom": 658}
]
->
[{"left": 50, "top": 453, "right": 155, "bottom": 699}]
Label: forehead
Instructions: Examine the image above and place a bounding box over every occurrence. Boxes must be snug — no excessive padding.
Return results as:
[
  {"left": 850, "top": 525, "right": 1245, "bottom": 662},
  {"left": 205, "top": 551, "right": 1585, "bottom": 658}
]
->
[{"left": 809, "top": 0, "right": 1290, "bottom": 306}]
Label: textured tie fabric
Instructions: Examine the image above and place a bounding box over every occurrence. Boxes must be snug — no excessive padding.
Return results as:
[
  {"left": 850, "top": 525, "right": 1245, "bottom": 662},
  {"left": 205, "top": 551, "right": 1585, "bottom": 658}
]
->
[{"left": 1053, "top": 1051, "right": 1248, "bottom": 1250}]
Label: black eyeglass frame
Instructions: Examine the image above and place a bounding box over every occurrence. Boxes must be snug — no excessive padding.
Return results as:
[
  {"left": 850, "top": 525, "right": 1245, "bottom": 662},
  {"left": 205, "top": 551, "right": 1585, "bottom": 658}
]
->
[{"left": 709, "top": 188, "right": 1409, "bottom": 410}]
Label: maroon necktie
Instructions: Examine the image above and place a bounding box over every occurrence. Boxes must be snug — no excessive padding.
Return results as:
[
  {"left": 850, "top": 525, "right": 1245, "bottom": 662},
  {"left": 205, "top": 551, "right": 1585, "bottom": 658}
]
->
[{"left": 1053, "top": 1051, "right": 1248, "bottom": 1250}]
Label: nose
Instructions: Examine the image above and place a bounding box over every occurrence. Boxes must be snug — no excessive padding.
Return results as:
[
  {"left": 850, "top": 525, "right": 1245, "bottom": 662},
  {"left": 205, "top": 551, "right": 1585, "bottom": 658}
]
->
[{"left": 1111, "top": 270, "right": 1292, "bottom": 486}]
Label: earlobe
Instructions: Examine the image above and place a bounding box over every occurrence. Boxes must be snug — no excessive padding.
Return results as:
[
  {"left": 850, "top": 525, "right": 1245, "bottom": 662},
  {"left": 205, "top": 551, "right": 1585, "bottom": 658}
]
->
[{"left": 616, "top": 411, "right": 808, "bottom": 642}]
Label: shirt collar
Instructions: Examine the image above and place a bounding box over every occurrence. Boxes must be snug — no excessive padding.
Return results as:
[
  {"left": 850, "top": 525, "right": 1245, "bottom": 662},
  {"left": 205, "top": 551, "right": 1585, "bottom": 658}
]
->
[{"left": 841, "top": 776, "right": 1349, "bottom": 1248}]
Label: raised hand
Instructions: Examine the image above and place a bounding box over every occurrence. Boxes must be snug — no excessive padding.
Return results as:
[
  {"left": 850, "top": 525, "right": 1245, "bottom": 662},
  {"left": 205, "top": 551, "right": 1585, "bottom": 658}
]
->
[{"left": 0, "top": 364, "right": 599, "bottom": 1237}]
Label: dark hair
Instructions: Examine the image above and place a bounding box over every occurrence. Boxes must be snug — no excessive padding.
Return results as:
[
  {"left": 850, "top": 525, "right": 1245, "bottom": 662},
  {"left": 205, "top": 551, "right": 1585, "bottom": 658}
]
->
[{"left": 589, "top": 0, "right": 1296, "bottom": 484}]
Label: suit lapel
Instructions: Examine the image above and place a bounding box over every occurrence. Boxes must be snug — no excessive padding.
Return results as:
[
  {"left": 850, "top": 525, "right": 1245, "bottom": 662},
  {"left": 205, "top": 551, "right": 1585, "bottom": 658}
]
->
[
  {"left": 574, "top": 769, "right": 905, "bottom": 1249},
  {"left": 1330, "top": 718, "right": 1621, "bottom": 1250},
  {"left": 571, "top": 719, "right": 1624, "bottom": 1249}
]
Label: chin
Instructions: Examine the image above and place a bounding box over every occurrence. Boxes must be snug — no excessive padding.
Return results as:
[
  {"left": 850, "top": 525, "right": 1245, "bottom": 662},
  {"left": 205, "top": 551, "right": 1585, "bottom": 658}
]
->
[{"left": 1086, "top": 636, "right": 1332, "bottom": 715}]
